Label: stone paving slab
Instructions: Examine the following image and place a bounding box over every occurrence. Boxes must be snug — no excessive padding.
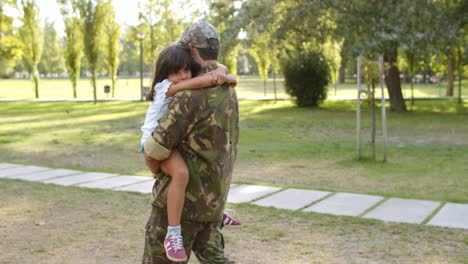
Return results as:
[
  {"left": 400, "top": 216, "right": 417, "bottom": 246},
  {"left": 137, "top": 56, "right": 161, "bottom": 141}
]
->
[
  {"left": 0, "top": 163, "right": 22, "bottom": 170},
  {"left": 252, "top": 188, "right": 331, "bottom": 210},
  {"left": 227, "top": 184, "right": 281, "bottom": 204},
  {"left": 363, "top": 198, "right": 440, "bottom": 224},
  {"left": 43, "top": 172, "right": 118, "bottom": 186},
  {"left": 0, "top": 166, "right": 52, "bottom": 178},
  {"left": 303, "top": 192, "right": 384, "bottom": 216},
  {"left": 8, "top": 169, "right": 83, "bottom": 182},
  {"left": 114, "top": 180, "right": 155, "bottom": 193},
  {"left": 78, "top": 175, "right": 152, "bottom": 189},
  {"left": 427, "top": 203, "right": 468, "bottom": 229}
]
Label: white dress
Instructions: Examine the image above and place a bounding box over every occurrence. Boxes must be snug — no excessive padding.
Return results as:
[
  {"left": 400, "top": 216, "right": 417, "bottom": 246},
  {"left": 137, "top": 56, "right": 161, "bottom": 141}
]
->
[{"left": 140, "top": 79, "right": 173, "bottom": 147}]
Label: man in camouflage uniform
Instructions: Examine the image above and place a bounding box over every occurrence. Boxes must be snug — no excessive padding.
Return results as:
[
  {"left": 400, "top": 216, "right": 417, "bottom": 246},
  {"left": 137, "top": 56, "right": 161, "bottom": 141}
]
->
[{"left": 142, "top": 21, "right": 239, "bottom": 264}]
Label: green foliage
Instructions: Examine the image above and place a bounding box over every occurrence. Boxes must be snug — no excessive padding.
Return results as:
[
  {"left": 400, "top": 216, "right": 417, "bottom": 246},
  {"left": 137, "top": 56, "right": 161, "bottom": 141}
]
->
[
  {"left": 18, "top": 0, "right": 43, "bottom": 98},
  {"left": 39, "top": 19, "right": 65, "bottom": 75},
  {"left": 322, "top": 39, "right": 342, "bottom": 85},
  {"left": 102, "top": 0, "right": 120, "bottom": 97},
  {"left": 119, "top": 32, "right": 139, "bottom": 75},
  {"left": 60, "top": 0, "right": 83, "bottom": 98},
  {"left": 223, "top": 43, "right": 239, "bottom": 75},
  {"left": 248, "top": 38, "right": 271, "bottom": 82},
  {"left": 207, "top": 1, "right": 243, "bottom": 73},
  {"left": 138, "top": 0, "right": 188, "bottom": 66},
  {"left": 0, "top": 0, "right": 22, "bottom": 76},
  {"left": 75, "top": 0, "right": 107, "bottom": 103},
  {"left": 282, "top": 49, "right": 330, "bottom": 107}
]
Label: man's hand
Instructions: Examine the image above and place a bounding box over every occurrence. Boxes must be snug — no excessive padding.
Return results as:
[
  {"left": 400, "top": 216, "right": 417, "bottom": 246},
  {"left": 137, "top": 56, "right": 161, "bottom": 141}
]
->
[
  {"left": 226, "top": 74, "right": 237, "bottom": 88},
  {"left": 207, "top": 70, "right": 237, "bottom": 87},
  {"left": 144, "top": 153, "right": 161, "bottom": 178}
]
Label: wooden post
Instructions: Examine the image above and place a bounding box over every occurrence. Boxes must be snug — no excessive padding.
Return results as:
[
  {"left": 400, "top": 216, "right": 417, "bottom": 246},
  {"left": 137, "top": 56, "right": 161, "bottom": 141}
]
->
[
  {"left": 379, "top": 56, "right": 388, "bottom": 162},
  {"left": 357, "top": 56, "right": 362, "bottom": 159}
]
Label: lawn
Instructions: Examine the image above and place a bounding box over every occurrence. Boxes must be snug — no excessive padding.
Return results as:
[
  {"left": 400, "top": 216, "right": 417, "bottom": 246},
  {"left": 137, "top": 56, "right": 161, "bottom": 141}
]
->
[
  {"left": 0, "top": 76, "right": 467, "bottom": 100},
  {"left": 1, "top": 98, "right": 468, "bottom": 263},
  {"left": 1, "top": 99, "right": 467, "bottom": 203},
  {"left": 1, "top": 179, "right": 467, "bottom": 263}
]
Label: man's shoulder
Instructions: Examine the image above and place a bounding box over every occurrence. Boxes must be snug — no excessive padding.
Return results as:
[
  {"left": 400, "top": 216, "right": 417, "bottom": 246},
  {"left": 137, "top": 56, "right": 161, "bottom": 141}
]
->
[
  {"left": 175, "top": 85, "right": 230, "bottom": 97},
  {"left": 173, "top": 88, "right": 204, "bottom": 99}
]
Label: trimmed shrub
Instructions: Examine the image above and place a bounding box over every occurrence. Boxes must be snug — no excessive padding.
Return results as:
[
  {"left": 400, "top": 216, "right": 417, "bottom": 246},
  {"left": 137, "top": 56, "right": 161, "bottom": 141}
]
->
[{"left": 282, "top": 49, "right": 330, "bottom": 107}]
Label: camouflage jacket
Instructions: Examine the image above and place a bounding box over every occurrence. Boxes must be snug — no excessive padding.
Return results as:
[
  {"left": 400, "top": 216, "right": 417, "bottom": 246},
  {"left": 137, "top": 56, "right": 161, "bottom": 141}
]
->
[{"left": 144, "top": 64, "right": 239, "bottom": 223}]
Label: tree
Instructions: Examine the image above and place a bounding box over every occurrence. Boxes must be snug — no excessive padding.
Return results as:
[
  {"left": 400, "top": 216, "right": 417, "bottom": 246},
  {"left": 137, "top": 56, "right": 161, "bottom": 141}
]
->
[
  {"left": 337, "top": 38, "right": 352, "bottom": 84},
  {"left": 397, "top": 1, "right": 435, "bottom": 105},
  {"left": 237, "top": 0, "right": 280, "bottom": 93},
  {"left": 102, "top": 0, "right": 120, "bottom": 97},
  {"left": 330, "top": 0, "right": 409, "bottom": 111},
  {"left": 207, "top": 0, "right": 244, "bottom": 74},
  {"left": 137, "top": 0, "right": 166, "bottom": 66},
  {"left": 18, "top": 0, "right": 43, "bottom": 98},
  {"left": 76, "top": 0, "right": 106, "bottom": 103},
  {"left": 119, "top": 30, "right": 139, "bottom": 75},
  {"left": 430, "top": 0, "right": 466, "bottom": 97},
  {"left": 282, "top": 49, "right": 330, "bottom": 107},
  {"left": 59, "top": 0, "right": 83, "bottom": 98},
  {"left": 249, "top": 35, "right": 271, "bottom": 95},
  {"left": 0, "top": 0, "right": 21, "bottom": 76},
  {"left": 39, "top": 19, "right": 65, "bottom": 76}
]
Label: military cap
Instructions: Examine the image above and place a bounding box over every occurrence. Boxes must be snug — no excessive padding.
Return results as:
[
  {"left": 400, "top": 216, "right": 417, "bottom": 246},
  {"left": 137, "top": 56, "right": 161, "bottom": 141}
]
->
[{"left": 179, "top": 21, "right": 219, "bottom": 50}]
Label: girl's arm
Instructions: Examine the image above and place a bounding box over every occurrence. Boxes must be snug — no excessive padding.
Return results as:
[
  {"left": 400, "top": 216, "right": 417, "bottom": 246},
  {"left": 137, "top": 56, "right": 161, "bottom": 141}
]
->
[{"left": 166, "top": 65, "right": 237, "bottom": 96}]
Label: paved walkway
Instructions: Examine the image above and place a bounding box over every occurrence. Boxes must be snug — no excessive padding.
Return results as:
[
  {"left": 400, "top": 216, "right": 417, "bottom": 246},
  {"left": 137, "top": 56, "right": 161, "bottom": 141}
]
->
[{"left": 1, "top": 162, "right": 467, "bottom": 230}]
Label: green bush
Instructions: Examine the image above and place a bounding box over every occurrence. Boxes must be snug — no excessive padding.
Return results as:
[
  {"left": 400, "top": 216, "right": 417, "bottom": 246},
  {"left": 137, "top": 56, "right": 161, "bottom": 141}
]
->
[{"left": 282, "top": 49, "right": 330, "bottom": 107}]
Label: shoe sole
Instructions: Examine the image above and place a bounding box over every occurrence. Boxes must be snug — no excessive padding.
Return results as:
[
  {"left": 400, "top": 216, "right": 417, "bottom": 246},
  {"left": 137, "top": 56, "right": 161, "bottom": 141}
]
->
[{"left": 166, "top": 254, "right": 187, "bottom": 262}]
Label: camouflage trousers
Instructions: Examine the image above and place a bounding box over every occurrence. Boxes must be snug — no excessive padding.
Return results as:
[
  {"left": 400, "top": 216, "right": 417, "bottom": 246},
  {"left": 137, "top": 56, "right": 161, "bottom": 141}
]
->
[{"left": 142, "top": 205, "right": 235, "bottom": 264}]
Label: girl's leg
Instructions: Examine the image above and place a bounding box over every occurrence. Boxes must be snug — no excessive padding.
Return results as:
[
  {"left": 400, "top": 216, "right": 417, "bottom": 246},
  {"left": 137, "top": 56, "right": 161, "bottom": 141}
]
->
[{"left": 160, "top": 149, "right": 189, "bottom": 227}]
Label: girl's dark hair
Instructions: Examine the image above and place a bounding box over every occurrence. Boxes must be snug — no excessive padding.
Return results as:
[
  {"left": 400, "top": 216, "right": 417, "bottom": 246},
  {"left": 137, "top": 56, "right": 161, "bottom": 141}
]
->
[{"left": 146, "top": 45, "right": 200, "bottom": 101}]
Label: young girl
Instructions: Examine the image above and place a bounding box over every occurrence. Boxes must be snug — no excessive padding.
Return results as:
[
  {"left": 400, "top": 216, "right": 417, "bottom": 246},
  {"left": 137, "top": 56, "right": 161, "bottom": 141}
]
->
[{"left": 141, "top": 45, "right": 240, "bottom": 262}]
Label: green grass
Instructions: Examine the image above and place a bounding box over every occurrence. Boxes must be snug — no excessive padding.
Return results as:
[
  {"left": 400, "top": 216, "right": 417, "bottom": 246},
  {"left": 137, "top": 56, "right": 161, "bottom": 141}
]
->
[
  {"left": 1, "top": 76, "right": 467, "bottom": 99},
  {"left": 0, "top": 77, "right": 146, "bottom": 98},
  {"left": 1, "top": 99, "right": 467, "bottom": 203}
]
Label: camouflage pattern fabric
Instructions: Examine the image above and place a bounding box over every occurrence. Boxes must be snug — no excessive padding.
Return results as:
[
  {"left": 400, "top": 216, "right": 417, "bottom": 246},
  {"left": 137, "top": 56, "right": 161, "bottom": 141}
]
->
[
  {"left": 142, "top": 63, "right": 239, "bottom": 263},
  {"left": 179, "top": 21, "right": 219, "bottom": 49},
  {"left": 142, "top": 205, "right": 235, "bottom": 264},
  {"left": 145, "top": 63, "right": 239, "bottom": 222}
]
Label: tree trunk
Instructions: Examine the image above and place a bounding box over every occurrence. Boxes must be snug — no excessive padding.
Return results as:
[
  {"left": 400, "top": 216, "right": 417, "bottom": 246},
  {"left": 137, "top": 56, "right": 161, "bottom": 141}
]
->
[
  {"left": 273, "top": 72, "right": 277, "bottom": 103},
  {"left": 446, "top": 51, "right": 454, "bottom": 96},
  {"left": 371, "top": 79, "right": 376, "bottom": 160},
  {"left": 72, "top": 78, "right": 77, "bottom": 98},
  {"left": 338, "top": 38, "right": 350, "bottom": 84},
  {"left": 111, "top": 74, "right": 116, "bottom": 98},
  {"left": 33, "top": 70, "right": 39, "bottom": 98},
  {"left": 458, "top": 46, "right": 462, "bottom": 104},
  {"left": 384, "top": 46, "right": 407, "bottom": 112},
  {"left": 92, "top": 70, "right": 97, "bottom": 104},
  {"left": 338, "top": 60, "right": 346, "bottom": 84}
]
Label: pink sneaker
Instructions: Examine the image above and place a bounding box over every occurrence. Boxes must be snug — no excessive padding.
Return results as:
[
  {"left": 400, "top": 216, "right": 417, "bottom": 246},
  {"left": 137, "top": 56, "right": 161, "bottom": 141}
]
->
[
  {"left": 223, "top": 210, "right": 242, "bottom": 227},
  {"left": 164, "top": 235, "right": 187, "bottom": 262}
]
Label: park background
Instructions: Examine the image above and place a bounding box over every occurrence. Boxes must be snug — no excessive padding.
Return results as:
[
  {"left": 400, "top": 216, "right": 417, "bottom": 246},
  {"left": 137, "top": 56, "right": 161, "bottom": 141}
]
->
[{"left": 1, "top": 0, "right": 468, "bottom": 263}]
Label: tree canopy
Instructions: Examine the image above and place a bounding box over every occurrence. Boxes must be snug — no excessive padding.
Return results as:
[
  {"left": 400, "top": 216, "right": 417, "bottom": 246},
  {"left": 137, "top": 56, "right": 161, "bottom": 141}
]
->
[{"left": 0, "top": 0, "right": 466, "bottom": 107}]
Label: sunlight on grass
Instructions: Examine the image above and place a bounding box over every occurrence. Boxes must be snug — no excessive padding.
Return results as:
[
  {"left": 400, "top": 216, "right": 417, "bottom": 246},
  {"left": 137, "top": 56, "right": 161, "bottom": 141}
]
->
[
  {"left": 2, "top": 77, "right": 467, "bottom": 100},
  {"left": 240, "top": 100, "right": 294, "bottom": 116},
  {"left": 0, "top": 202, "right": 36, "bottom": 217},
  {"left": 1, "top": 100, "right": 468, "bottom": 202}
]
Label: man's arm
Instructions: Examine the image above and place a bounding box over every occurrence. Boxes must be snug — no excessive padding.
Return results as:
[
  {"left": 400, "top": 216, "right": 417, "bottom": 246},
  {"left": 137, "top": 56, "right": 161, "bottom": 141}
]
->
[
  {"left": 143, "top": 91, "right": 199, "bottom": 165},
  {"left": 166, "top": 67, "right": 236, "bottom": 96}
]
